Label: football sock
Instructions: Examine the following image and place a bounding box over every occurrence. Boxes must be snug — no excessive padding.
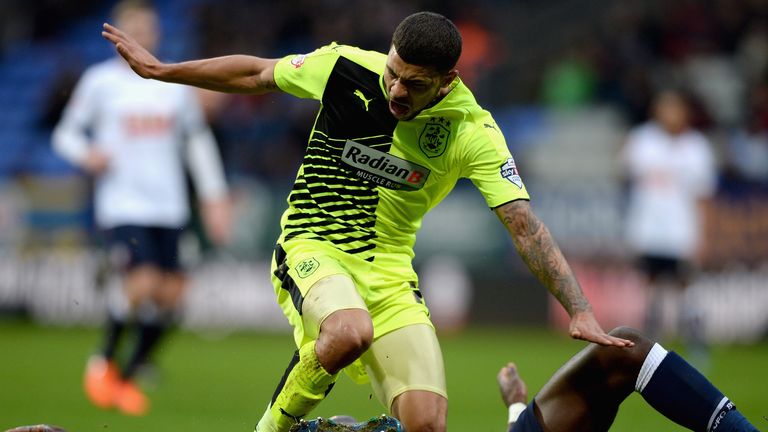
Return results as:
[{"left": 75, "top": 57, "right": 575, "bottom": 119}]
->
[
  {"left": 101, "top": 309, "right": 128, "bottom": 360},
  {"left": 101, "top": 288, "right": 135, "bottom": 361},
  {"left": 637, "top": 343, "right": 758, "bottom": 431},
  {"left": 122, "top": 303, "right": 171, "bottom": 380},
  {"left": 255, "top": 341, "right": 338, "bottom": 432}
]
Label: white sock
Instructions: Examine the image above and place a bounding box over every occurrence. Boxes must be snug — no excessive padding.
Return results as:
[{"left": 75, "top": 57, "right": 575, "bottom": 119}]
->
[{"left": 635, "top": 343, "right": 668, "bottom": 392}]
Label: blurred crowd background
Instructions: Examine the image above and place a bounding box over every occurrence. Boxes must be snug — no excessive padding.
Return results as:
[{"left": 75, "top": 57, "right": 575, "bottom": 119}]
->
[{"left": 1, "top": 0, "right": 767, "bottom": 342}]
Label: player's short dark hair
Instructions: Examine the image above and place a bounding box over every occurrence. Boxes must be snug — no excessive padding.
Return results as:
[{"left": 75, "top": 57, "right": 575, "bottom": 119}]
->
[{"left": 392, "top": 12, "right": 462, "bottom": 74}]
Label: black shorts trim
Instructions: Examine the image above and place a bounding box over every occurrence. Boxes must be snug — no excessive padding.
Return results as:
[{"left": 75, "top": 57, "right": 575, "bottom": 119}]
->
[{"left": 273, "top": 244, "right": 305, "bottom": 315}]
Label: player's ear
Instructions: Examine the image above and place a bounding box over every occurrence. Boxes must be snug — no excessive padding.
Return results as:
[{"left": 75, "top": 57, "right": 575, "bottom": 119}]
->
[{"left": 440, "top": 69, "right": 458, "bottom": 88}]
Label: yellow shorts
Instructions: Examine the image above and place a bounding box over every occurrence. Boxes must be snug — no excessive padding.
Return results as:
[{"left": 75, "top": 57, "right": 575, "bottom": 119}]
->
[
  {"left": 271, "top": 239, "right": 446, "bottom": 407},
  {"left": 272, "top": 239, "right": 431, "bottom": 345}
]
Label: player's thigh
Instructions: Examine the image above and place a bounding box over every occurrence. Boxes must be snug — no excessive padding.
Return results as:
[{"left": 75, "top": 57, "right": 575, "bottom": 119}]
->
[
  {"left": 533, "top": 346, "right": 623, "bottom": 432},
  {"left": 272, "top": 242, "right": 368, "bottom": 346},
  {"left": 303, "top": 273, "right": 370, "bottom": 341},
  {"left": 360, "top": 323, "right": 447, "bottom": 413}
]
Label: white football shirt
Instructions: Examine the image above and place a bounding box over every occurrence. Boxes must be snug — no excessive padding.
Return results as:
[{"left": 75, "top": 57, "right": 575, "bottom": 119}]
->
[
  {"left": 53, "top": 58, "right": 227, "bottom": 229},
  {"left": 622, "top": 122, "right": 716, "bottom": 259}
]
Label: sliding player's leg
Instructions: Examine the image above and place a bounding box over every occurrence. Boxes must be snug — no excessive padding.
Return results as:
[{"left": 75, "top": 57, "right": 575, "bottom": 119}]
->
[{"left": 502, "top": 327, "right": 758, "bottom": 431}]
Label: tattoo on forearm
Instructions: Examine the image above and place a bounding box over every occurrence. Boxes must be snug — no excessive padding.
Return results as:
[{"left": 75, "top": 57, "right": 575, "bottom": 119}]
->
[{"left": 497, "top": 202, "right": 591, "bottom": 315}]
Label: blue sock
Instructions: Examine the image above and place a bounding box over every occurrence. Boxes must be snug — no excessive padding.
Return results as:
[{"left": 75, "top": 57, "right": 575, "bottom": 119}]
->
[
  {"left": 636, "top": 345, "right": 758, "bottom": 431},
  {"left": 712, "top": 405, "right": 759, "bottom": 432}
]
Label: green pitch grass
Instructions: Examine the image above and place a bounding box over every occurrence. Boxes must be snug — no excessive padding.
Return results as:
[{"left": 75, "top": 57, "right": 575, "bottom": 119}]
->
[{"left": 0, "top": 321, "right": 765, "bottom": 431}]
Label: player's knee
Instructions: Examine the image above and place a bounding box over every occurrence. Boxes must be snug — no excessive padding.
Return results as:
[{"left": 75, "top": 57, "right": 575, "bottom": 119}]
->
[
  {"left": 608, "top": 326, "right": 644, "bottom": 343},
  {"left": 608, "top": 326, "right": 653, "bottom": 355},
  {"left": 598, "top": 326, "right": 655, "bottom": 372},
  {"left": 398, "top": 405, "right": 446, "bottom": 432},
  {"left": 400, "top": 415, "right": 445, "bottom": 432},
  {"left": 320, "top": 310, "right": 373, "bottom": 358},
  {"left": 336, "top": 320, "right": 373, "bottom": 355},
  {"left": 392, "top": 391, "right": 447, "bottom": 432}
]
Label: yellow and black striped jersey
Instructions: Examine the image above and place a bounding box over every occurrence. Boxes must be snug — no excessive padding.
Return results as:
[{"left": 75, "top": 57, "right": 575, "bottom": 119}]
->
[{"left": 273, "top": 43, "right": 529, "bottom": 261}]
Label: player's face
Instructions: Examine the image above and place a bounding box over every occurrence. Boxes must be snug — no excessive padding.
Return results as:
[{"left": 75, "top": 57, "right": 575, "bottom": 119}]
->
[
  {"left": 383, "top": 47, "right": 453, "bottom": 121},
  {"left": 116, "top": 8, "right": 160, "bottom": 54},
  {"left": 653, "top": 92, "right": 689, "bottom": 135}
]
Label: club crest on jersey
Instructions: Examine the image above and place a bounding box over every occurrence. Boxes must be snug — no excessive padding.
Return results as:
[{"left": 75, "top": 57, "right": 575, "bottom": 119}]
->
[
  {"left": 419, "top": 117, "right": 451, "bottom": 158},
  {"left": 342, "top": 140, "right": 430, "bottom": 191},
  {"left": 296, "top": 257, "right": 319, "bottom": 278},
  {"left": 290, "top": 54, "right": 307, "bottom": 68},
  {"left": 500, "top": 157, "right": 523, "bottom": 189}
]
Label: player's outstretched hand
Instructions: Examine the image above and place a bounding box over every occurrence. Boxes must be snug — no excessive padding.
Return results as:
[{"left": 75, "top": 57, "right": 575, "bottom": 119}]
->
[
  {"left": 497, "top": 362, "right": 528, "bottom": 407},
  {"left": 101, "top": 23, "right": 161, "bottom": 79},
  {"left": 569, "top": 311, "right": 635, "bottom": 347}
]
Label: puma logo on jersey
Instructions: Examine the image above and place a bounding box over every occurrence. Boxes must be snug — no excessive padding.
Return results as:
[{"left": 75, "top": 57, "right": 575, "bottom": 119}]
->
[{"left": 354, "top": 89, "right": 374, "bottom": 111}]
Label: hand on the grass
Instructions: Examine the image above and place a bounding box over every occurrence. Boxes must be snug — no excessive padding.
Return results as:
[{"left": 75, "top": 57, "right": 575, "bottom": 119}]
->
[
  {"left": 101, "top": 23, "right": 162, "bottom": 79},
  {"left": 497, "top": 362, "right": 528, "bottom": 407},
  {"left": 569, "top": 311, "right": 634, "bottom": 347}
]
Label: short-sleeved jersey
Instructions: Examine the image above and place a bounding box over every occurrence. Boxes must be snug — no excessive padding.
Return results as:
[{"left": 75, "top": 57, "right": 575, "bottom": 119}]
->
[
  {"left": 622, "top": 122, "right": 716, "bottom": 258},
  {"left": 54, "top": 58, "right": 223, "bottom": 229},
  {"left": 274, "top": 44, "right": 529, "bottom": 261}
]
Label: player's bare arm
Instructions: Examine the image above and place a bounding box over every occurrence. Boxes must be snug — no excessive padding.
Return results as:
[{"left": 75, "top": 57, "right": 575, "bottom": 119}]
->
[
  {"left": 495, "top": 200, "right": 633, "bottom": 347},
  {"left": 101, "top": 23, "right": 280, "bottom": 94}
]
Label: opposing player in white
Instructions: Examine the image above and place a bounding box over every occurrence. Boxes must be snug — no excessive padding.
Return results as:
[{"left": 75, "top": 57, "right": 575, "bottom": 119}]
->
[
  {"left": 622, "top": 90, "right": 717, "bottom": 359},
  {"left": 52, "top": 0, "right": 230, "bottom": 416}
]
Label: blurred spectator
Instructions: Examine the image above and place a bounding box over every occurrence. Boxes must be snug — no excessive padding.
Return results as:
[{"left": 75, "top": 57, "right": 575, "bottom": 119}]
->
[
  {"left": 621, "top": 90, "right": 717, "bottom": 361},
  {"left": 51, "top": 0, "right": 231, "bottom": 416},
  {"left": 737, "top": 21, "right": 768, "bottom": 89},
  {"left": 727, "top": 84, "right": 768, "bottom": 186},
  {"left": 541, "top": 41, "right": 597, "bottom": 109},
  {"left": 453, "top": 5, "right": 504, "bottom": 89}
]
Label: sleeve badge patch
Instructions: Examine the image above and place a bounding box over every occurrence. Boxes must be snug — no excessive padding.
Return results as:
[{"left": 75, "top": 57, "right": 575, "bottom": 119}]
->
[
  {"left": 290, "top": 54, "right": 307, "bottom": 68},
  {"left": 500, "top": 157, "right": 523, "bottom": 189}
]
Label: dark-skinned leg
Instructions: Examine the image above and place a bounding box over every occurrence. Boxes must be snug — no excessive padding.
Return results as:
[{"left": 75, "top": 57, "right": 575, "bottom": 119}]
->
[
  {"left": 532, "top": 326, "right": 651, "bottom": 432},
  {"left": 507, "top": 327, "right": 758, "bottom": 431}
]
